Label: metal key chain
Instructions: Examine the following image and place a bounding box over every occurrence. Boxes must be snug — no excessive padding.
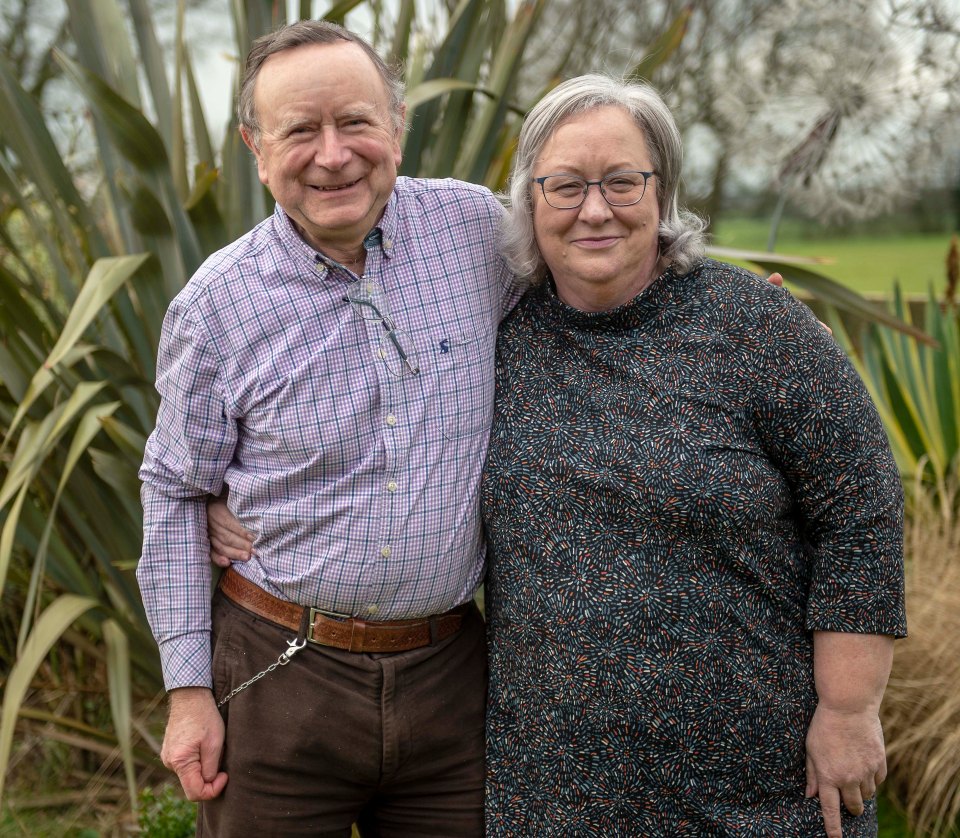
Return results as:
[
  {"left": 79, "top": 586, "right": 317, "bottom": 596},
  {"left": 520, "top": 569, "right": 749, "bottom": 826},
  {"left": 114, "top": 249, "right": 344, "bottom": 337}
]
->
[{"left": 216, "top": 636, "right": 307, "bottom": 708}]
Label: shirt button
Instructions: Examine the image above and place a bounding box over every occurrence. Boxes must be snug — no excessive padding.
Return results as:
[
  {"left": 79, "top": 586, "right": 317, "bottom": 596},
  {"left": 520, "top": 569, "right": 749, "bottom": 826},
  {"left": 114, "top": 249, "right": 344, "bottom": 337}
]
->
[
  {"left": 380, "top": 546, "right": 392, "bottom": 558},
  {"left": 383, "top": 238, "right": 393, "bottom": 249},
  {"left": 386, "top": 414, "right": 397, "bottom": 426},
  {"left": 367, "top": 604, "right": 379, "bottom": 615},
  {"left": 386, "top": 481, "right": 398, "bottom": 492}
]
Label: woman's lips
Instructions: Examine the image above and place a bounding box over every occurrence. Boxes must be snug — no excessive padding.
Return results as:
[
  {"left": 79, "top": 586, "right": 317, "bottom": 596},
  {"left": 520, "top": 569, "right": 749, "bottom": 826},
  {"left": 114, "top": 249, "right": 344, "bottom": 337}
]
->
[{"left": 572, "top": 236, "right": 619, "bottom": 249}]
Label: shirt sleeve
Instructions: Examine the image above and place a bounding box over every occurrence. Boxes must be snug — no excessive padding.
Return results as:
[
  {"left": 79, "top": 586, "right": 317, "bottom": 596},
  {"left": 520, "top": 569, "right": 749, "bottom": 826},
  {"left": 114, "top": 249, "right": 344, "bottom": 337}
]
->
[
  {"left": 751, "top": 291, "right": 906, "bottom": 638},
  {"left": 137, "top": 295, "right": 238, "bottom": 690},
  {"left": 473, "top": 188, "right": 527, "bottom": 319}
]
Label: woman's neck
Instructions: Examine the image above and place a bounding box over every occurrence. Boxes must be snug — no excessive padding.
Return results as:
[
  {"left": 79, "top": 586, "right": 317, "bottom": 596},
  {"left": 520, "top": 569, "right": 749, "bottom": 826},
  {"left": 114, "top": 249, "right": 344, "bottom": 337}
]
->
[{"left": 553, "top": 258, "right": 665, "bottom": 313}]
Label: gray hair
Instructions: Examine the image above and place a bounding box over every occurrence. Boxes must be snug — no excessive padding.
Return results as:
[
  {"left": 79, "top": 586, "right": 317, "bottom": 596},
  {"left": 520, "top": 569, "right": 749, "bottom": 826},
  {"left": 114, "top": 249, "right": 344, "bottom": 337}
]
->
[
  {"left": 501, "top": 74, "right": 707, "bottom": 280},
  {"left": 238, "top": 20, "right": 405, "bottom": 148}
]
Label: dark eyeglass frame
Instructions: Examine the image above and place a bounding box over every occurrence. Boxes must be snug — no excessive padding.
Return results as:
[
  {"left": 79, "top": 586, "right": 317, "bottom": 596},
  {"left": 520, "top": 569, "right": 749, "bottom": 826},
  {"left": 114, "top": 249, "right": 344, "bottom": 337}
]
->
[
  {"left": 531, "top": 169, "right": 657, "bottom": 209},
  {"left": 343, "top": 295, "right": 420, "bottom": 377}
]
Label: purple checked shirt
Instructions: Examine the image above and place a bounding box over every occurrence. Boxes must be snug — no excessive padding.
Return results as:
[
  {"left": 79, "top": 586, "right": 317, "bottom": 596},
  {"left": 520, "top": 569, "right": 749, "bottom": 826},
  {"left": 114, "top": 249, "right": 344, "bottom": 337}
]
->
[{"left": 138, "top": 177, "right": 523, "bottom": 690}]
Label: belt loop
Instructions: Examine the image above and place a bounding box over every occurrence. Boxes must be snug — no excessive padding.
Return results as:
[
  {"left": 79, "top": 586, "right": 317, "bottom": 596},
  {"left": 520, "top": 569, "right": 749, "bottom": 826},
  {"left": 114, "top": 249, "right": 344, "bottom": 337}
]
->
[
  {"left": 429, "top": 617, "right": 439, "bottom": 646},
  {"left": 349, "top": 620, "right": 367, "bottom": 653},
  {"left": 298, "top": 606, "right": 311, "bottom": 644}
]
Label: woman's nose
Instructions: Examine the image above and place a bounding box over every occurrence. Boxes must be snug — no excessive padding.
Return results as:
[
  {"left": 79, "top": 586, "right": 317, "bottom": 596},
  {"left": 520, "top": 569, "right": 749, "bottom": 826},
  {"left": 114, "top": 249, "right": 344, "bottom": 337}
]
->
[{"left": 577, "top": 183, "right": 614, "bottom": 222}]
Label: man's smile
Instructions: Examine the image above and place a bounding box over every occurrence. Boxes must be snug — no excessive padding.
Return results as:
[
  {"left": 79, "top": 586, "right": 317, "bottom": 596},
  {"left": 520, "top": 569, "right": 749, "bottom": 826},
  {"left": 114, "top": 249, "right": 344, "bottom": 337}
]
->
[{"left": 310, "top": 177, "right": 362, "bottom": 192}]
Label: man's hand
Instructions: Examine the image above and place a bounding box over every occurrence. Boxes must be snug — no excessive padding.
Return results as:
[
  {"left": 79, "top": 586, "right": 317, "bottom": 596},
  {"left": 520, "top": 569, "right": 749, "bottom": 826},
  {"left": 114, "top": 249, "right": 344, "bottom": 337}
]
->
[
  {"left": 805, "top": 704, "right": 886, "bottom": 838},
  {"left": 208, "top": 495, "right": 255, "bottom": 567},
  {"left": 763, "top": 271, "right": 833, "bottom": 335},
  {"left": 161, "top": 687, "right": 228, "bottom": 801}
]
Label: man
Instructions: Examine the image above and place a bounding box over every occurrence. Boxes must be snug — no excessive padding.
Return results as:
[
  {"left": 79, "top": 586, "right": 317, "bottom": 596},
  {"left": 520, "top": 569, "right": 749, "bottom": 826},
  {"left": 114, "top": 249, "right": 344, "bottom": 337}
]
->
[{"left": 138, "top": 19, "right": 520, "bottom": 836}]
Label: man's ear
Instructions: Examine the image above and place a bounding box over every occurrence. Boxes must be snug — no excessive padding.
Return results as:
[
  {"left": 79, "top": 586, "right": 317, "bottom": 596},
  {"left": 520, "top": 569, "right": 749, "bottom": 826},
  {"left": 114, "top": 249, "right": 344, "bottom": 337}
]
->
[
  {"left": 239, "top": 124, "right": 258, "bottom": 155},
  {"left": 393, "top": 103, "right": 407, "bottom": 167},
  {"left": 239, "top": 125, "right": 268, "bottom": 185}
]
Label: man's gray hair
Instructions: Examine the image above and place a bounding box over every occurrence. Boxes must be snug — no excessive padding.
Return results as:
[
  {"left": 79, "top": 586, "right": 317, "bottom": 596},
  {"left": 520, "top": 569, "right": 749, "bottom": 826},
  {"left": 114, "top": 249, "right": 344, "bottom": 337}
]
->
[
  {"left": 501, "top": 74, "right": 707, "bottom": 280},
  {"left": 238, "top": 20, "right": 405, "bottom": 148}
]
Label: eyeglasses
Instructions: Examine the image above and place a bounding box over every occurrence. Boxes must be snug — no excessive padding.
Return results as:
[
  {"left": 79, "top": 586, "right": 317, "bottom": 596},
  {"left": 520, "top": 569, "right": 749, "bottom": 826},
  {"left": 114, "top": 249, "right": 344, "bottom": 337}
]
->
[
  {"left": 344, "top": 281, "right": 420, "bottom": 378},
  {"left": 531, "top": 170, "right": 656, "bottom": 209}
]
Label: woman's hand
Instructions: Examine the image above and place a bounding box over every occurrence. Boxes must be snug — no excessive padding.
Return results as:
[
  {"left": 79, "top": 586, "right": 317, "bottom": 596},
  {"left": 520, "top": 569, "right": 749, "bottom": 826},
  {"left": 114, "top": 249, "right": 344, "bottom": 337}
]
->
[
  {"left": 804, "top": 704, "right": 886, "bottom": 838},
  {"left": 807, "top": 631, "right": 895, "bottom": 838},
  {"left": 207, "top": 495, "right": 255, "bottom": 567}
]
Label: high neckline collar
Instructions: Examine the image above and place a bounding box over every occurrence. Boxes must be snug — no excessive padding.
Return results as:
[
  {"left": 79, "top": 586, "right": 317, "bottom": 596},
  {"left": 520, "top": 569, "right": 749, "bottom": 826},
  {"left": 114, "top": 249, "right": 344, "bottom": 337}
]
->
[{"left": 538, "top": 262, "right": 695, "bottom": 331}]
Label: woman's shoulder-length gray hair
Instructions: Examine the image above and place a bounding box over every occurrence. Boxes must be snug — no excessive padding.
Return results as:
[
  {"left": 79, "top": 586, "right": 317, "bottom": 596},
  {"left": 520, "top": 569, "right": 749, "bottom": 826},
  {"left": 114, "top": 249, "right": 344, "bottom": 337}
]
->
[{"left": 501, "top": 74, "right": 706, "bottom": 280}]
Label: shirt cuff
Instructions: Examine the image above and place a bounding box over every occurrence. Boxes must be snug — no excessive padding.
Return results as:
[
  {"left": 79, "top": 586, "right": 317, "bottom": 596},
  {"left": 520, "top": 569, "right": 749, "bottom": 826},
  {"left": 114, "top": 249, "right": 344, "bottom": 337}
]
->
[{"left": 158, "top": 631, "right": 213, "bottom": 691}]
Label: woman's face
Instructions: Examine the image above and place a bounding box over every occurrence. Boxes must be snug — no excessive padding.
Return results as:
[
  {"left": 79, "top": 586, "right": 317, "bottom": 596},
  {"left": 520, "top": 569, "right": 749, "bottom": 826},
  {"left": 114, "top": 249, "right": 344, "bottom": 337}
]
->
[{"left": 532, "top": 106, "right": 662, "bottom": 313}]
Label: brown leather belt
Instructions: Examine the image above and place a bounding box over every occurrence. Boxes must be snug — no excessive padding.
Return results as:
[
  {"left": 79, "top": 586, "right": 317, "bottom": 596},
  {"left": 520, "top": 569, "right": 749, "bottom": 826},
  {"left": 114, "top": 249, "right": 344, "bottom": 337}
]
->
[{"left": 218, "top": 568, "right": 468, "bottom": 653}]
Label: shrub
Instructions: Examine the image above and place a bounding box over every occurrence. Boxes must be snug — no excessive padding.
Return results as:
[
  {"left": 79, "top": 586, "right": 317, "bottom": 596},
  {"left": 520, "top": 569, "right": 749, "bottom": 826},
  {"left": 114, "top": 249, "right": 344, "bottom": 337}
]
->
[
  {"left": 137, "top": 785, "right": 196, "bottom": 838},
  {"left": 883, "top": 480, "right": 960, "bottom": 837}
]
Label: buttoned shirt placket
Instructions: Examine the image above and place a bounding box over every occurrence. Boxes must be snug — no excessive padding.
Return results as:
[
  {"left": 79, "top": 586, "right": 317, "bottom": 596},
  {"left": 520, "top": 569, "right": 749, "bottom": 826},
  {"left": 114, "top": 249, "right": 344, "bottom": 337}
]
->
[{"left": 311, "top": 229, "right": 400, "bottom": 619}]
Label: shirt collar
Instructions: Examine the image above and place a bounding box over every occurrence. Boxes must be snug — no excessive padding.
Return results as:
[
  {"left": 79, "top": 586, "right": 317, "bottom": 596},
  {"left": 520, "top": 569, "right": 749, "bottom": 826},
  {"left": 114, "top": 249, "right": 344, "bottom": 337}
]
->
[{"left": 270, "top": 184, "right": 400, "bottom": 279}]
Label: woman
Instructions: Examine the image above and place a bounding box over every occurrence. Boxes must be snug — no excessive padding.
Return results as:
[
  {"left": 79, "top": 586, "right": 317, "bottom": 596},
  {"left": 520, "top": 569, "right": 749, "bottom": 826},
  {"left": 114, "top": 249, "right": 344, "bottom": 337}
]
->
[
  {"left": 481, "top": 75, "right": 904, "bottom": 836},
  {"left": 207, "top": 75, "right": 905, "bottom": 836}
]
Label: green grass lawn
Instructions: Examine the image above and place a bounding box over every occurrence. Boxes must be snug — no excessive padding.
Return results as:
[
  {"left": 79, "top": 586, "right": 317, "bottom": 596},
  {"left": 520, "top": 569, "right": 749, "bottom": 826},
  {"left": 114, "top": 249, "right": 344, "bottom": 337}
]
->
[{"left": 710, "top": 217, "right": 954, "bottom": 296}]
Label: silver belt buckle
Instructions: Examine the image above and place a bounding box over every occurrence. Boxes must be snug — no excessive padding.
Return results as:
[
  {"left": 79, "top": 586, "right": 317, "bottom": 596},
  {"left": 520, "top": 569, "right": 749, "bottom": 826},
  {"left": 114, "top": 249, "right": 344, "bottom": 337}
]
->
[{"left": 308, "top": 606, "right": 353, "bottom": 623}]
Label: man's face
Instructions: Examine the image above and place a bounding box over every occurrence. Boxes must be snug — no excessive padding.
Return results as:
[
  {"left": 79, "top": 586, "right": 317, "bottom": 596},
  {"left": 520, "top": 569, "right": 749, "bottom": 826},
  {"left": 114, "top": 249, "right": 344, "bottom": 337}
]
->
[{"left": 242, "top": 41, "right": 404, "bottom": 254}]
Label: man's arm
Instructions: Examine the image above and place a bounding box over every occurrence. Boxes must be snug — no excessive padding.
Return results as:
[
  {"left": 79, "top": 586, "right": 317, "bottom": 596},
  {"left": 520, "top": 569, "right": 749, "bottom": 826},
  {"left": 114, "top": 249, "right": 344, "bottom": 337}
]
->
[
  {"left": 805, "top": 631, "right": 894, "bottom": 838},
  {"left": 141, "top": 442, "right": 231, "bottom": 803},
  {"left": 139, "top": 297, "right": 238, "bottom": 800}
]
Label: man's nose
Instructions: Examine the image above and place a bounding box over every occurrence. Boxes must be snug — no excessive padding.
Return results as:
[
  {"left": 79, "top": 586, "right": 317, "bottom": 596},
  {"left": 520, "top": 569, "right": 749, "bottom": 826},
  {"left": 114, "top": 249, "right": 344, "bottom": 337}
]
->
[{"left": 313, "top": 127, "right": 352, "bottom": 170}]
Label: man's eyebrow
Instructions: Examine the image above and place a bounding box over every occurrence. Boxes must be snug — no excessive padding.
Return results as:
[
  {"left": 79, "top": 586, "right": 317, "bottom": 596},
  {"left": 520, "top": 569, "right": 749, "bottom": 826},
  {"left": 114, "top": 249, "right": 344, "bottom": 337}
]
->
[
  {"left": 269, "top": 118, "right": 316, "bottom": 135},
  {"left": 337, "top": 105, "right": 379, "bottom": 120}
]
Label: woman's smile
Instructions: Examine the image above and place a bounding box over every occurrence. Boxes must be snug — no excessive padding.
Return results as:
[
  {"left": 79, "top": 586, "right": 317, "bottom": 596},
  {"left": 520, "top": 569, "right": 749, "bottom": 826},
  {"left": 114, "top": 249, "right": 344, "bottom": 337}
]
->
[{"left": 571, "top": 235, "right": 621, "bottom": 248}]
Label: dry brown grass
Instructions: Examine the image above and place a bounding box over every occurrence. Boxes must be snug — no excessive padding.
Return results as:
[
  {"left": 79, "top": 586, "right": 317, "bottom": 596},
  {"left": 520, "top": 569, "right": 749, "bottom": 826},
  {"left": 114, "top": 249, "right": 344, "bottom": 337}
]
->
[{"left": 882, "top": 484, "right": 960, "bottom": 837}]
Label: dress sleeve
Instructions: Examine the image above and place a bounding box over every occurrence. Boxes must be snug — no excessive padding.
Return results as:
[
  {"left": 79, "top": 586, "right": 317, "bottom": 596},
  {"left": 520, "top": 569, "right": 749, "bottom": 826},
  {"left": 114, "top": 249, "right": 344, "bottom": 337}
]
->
[
  {"left": 751, "top": 292, "right": 906, "bottom": 638},
  {"left": 137, "top": 296, "right": 238, "bottom": 689}
]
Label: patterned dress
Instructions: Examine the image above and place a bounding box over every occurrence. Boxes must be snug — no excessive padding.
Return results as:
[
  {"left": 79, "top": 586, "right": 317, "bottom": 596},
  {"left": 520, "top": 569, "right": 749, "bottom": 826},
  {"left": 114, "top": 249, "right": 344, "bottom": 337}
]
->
[{"left": 482, "top": 260, "right": 906, "bottom": 837}]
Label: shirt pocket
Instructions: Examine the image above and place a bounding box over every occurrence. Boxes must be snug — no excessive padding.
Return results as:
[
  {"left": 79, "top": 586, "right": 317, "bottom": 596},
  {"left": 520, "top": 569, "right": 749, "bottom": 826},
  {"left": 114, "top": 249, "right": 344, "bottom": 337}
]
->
[{"left": 435, "top": 327, "right": 493, "bottom": 440}]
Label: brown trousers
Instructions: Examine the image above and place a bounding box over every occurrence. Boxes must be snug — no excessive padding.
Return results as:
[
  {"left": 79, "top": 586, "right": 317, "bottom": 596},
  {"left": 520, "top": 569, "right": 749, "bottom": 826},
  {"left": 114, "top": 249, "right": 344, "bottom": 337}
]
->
[{"left": 198, "top": 590, "right": 487, "bottom": 837}]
